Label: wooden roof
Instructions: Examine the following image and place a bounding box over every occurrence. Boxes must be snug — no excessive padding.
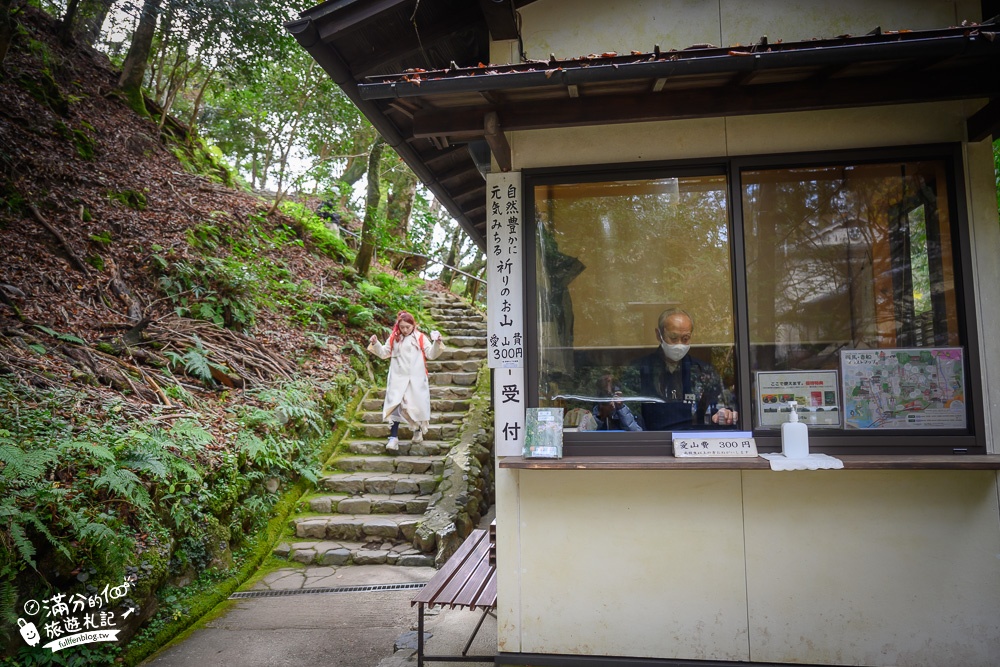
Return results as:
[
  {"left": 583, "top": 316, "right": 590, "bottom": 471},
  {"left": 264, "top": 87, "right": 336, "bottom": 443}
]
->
[{"left": 287, "top": 1, "right": 1000, "bottom": 249}]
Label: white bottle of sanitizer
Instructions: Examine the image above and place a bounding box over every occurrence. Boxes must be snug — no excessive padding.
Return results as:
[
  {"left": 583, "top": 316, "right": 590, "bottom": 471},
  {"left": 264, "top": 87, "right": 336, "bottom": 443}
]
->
[{"left": 781, "top": 401, "right": 809, "bottom": 459}]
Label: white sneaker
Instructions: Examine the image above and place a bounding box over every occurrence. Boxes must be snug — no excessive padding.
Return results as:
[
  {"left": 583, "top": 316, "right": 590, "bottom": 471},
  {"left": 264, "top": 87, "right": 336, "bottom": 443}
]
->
[
  {"left": 412, "top": 428, "right": 424, "bottom": 444},
  {"left": 386, "top": 437, "right": 399, "bottom": 453}
]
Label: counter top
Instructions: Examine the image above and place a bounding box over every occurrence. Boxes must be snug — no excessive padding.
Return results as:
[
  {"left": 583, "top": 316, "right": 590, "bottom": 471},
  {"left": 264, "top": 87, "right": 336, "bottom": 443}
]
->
[{"left": 498, "top": 455, "right": 1000, "bottom": 470}]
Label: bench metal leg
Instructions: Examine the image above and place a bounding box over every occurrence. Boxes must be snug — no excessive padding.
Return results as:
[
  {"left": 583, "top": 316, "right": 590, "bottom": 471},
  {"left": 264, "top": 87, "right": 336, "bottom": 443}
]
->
[
  {"left": 416, "top": 603, "right": 495, "bottom": 664},
  {"left": 418, "top": 603, "right": 425, "bottom": 667},
  {"left": 462, "top": 607, "right": 492, "bottom": 656}
]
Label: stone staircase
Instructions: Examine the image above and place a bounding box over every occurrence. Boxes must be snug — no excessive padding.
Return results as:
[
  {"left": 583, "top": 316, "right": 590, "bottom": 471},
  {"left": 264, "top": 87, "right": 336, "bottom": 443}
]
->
[{"left": 275, "top": 290, "right": 488, "bottom": 568}]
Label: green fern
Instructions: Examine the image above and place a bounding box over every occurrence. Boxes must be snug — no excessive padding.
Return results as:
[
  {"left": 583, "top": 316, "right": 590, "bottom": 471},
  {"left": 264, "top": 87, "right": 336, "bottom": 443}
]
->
[
  {"left": 32, "top": 324, "right": 87, "bottom": 346},
  {"left": 56, "top": 439, "right": 115, "bottom": 463},
  {"left": 0, "top": 442, "right": 56, "bottom": 485},
  {"left": 119, "top": 448, "right": 169, "bottom": 480},
  {"left": 93, "top": 466, "right": 151, "bottom": 508},
  {"left": 2, "top": 514, "right": 36, "bottom": 567},
  {"left": 235, "top": 432, "right": 269, "bottom": 462},
  {"left": 169, "top": 419, "right": 214, "bottom": 448}
]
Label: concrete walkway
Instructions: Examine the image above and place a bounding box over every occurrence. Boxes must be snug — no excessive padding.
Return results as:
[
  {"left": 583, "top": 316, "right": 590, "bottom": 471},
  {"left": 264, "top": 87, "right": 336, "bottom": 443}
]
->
[{"left": 141, "top": 562, "right": 497, "bottom": 667}]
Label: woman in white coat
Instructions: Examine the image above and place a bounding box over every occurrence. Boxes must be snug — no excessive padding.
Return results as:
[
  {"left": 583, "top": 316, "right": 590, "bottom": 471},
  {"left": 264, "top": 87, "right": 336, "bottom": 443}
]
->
[{"left": 367, "top": 311, "right": 443, "bottom": 452}]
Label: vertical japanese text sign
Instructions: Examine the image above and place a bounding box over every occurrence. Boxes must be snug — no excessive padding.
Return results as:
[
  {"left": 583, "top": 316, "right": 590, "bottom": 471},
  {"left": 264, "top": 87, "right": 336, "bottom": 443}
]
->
[
  {"left": 494, "top": 367, "right": 525, "bottom": 456},
  {"left": 486, "top": 172, "right": 523, "bottom": 369}
]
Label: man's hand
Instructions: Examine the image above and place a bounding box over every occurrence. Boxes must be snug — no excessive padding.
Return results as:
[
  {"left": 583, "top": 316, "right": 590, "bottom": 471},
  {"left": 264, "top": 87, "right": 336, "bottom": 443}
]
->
[{"left": 713, "top": 408, "right": 738, "bottom": 425}]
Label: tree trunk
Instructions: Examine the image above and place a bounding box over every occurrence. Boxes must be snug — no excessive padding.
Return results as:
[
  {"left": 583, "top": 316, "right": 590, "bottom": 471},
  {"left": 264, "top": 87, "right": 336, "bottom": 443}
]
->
[
  {"left": 75, "top": 0, "right": 114, "bottom": 47},
  {"left": 158, "top": 57, "right": 196, "bottom": 133},
  {"left": 0, "top": 0, "right": 16, "bottom": 72},
  {"left": 385, "top": 164, "right": 417, "bottom": 243},
  {"left": 117, "top": 0, "right": 161, "bottom": 115},
  {"left": 150, "top": 4, "right": 173, "bottom": 103},
  {"left": 186, "top": 64, "right": 218, "bottom": 137},
  {"left": 353, "top": 139, "right": 386, "bottom": 278},
  {"left": 384, "top": 161, "right": 418, "bottom": 268},
  {"left": 463, "top": 253, "right": 486, "bottom": 299},
  {"left": 439, "top": 228, "right": 462, "bottom": 288},
  {"left": 58, "top": 0, "right": 82, "bottom": 42}
]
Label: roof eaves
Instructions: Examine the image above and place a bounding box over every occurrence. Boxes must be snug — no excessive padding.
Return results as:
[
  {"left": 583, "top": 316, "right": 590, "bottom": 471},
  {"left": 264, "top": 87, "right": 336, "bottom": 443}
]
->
[
  {"left": 358, "top": 28, "right": 996, "bottom": 101},
  {"left": 285, "top": 15, "right": 486, "bottom": 249}
]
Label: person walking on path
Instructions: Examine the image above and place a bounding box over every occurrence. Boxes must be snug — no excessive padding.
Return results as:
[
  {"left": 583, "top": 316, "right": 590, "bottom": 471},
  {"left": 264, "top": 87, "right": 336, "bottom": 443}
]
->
[{"left": 367, "top": 311, "right": 443, "bottom": 453}]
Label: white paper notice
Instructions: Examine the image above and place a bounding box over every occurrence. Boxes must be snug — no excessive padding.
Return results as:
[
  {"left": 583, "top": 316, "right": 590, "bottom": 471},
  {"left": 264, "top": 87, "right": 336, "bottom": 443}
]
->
[{"left": 486, "top": 172, "right": 523, "bottom": 368}]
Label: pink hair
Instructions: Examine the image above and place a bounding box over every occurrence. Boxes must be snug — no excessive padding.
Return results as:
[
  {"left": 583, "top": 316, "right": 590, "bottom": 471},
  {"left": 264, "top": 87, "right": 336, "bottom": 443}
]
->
[{"left": 388, "top": 311, "right": 417, "bottom": 351}]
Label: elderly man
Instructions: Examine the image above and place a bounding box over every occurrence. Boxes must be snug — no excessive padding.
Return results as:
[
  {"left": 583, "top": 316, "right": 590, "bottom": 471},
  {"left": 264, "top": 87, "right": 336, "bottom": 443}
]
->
[{"left": 634, "top": 308, "right": 737, "bottom": 431}]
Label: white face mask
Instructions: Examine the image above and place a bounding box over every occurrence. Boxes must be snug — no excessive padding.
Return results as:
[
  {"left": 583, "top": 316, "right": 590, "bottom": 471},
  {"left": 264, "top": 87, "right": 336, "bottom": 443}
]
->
[{"left": 661, "top": 342, "right": 689, "bottom": 362}]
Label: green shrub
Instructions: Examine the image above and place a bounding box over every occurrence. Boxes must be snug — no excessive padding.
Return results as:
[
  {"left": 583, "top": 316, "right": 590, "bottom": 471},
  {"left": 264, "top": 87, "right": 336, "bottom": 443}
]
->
[
  {"left": 107, "top": 189, "right": 147, "bottom": 211},
  {"left": 278, "top": 201, "right": 353, "bottom": 262}
]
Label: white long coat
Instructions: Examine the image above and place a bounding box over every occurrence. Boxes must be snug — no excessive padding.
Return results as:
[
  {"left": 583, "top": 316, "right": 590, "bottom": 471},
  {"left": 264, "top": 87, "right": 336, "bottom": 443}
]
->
[{"left": 367, "top": 331, "right": 444, "bottom": 430}]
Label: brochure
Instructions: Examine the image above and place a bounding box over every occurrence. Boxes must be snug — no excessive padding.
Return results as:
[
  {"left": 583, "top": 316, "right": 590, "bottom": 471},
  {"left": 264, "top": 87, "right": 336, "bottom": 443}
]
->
[{"left": 523, "top": 407, "right": 563, "bottom": 458}]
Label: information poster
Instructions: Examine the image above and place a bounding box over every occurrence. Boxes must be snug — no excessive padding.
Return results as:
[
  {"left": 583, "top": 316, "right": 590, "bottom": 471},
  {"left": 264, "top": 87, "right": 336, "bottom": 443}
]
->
[
  {"left": 840, "top": 348, "right": 966, "bottom": 429},
  {"left": 486, "top": 172, "right": 523, "bottom": 368},
  {"left": 756, "top": 370, "right": 841, "bottom": 428}
]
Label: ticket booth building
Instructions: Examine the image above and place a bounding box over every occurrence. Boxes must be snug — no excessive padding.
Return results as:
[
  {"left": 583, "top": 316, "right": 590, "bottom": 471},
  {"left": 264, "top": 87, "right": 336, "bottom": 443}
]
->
[{"left": 288, "top": 1, "right": 1000, "bottom": 665}]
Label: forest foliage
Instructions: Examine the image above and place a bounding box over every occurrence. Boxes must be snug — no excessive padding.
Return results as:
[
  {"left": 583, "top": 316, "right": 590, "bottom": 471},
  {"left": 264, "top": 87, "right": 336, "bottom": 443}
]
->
[{"left": 0, "top": 2, "right": 485, "bottom": 664}]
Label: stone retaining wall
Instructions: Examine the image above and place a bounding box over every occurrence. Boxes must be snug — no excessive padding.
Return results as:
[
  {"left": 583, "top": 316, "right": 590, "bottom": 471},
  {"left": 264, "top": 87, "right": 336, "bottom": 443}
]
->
[{"left": 413, "top": 363, "right": 495, "bottom": 566}]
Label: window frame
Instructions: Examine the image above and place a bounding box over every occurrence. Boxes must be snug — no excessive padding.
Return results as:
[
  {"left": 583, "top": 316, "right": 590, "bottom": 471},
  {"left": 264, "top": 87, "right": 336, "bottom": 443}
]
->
[{"left": 523, "top": 143, "right": 984, "bottom": 456}]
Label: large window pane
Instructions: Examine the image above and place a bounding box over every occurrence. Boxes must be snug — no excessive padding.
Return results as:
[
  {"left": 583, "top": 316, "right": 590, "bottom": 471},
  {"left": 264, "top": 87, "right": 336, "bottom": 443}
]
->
[
  {"left": 535, "top": 175, "right": 738, "bottom": 432},
  {"left": 742, "top": 160, "right": 961, "bottom": 429}
]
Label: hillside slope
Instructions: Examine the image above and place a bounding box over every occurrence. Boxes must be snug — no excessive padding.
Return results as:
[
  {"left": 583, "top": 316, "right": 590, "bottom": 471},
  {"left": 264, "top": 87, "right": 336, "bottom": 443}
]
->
[
  {"left": 1, "top": 8, "right": 361, "bottom": 378},
  {"left": 0, "top": 8, "right": 439, "bottom": 663}
]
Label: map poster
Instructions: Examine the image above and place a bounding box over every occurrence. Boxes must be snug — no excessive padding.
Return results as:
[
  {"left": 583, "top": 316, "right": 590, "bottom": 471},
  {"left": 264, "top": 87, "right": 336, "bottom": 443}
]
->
[
  {"left": 756, "top": 370, "right": 841, "bottom": 428},
  {"left": 840, "top": 348, "right": 966, "bottom": 430}
]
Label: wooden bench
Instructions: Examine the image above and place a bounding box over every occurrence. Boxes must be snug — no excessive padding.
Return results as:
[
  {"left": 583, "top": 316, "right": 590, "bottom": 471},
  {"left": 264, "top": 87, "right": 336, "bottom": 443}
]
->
[{"left": 411, "top": 526, "right": 497, "bottom": 666}]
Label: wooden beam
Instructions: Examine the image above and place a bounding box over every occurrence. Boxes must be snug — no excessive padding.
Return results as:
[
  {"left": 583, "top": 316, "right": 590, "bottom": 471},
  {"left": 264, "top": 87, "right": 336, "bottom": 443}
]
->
[
  {"left": 411, "top": 67, "right": 1000, "bottom": 138},
  {"left": 344, "top": 8, "right": 483, "bottom": 77},
  {"left": 437, "top": 163, "right": 481, "bottom": 185},
  {"left": 483, "top": 111, "right": 512, "bottom": 172},
  {"left": 478, "top": 0, "right": 519, "bottom": 40},
  {"left": 967, "top": 98, "right": 1000, "bottom": 142},
  {"left": 420, "top": 145, "right": 469, "bottom": 168},
  {"left": 451, "top": 178, "right": 487, "bottom": 200},
  {"left": 314, "top": 0, "right": 411, "bottom": 38}
]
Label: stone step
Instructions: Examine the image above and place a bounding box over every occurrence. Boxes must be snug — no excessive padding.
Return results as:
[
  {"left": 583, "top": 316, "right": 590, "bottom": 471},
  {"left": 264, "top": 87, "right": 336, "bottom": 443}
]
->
[
  {"left": 444, "top": 335, "right": 486, "bottom": 349},
  {"left": 426, "top": 359, "right": 483, "bottom": 373},
  {"left": 430, "top": 305, "right": 480, "bottom": 315},
  {"left": 332, "top": 455, "right": 444, "bottom": 476},
  {"left": 303, "top": 493, "right": 431, "bottom": 515},
  {"left": 435, "top": 347, "right": 487, "bottom": 362},
  {"left": 320, "top": 472, "right": 438, "bottom": 496},
  {"left": 429, "top": 372, "right": 479, "bottom": 386},
  {"left": 357, "top": 410, "right": 465, "bottom": 425},
  {"left": 347, "top": 439, "right": 453, "bottom": 456},
  {"left": 354, "top": 422, "right": 460, "bottom": 440},
  {"left": 373, "top": 385, "right": 476, "bottom": 400},
  {"left": 293, "top": 513, "right": 422, "bottom": 542},
  {"left": 275, "top": 539, "right": 435, "bottom": 567},
  {"left": 441, "top": 331, "right": 487, "bottom": 341},
  {"left": 436, "top": 315, "right": 486, "bottom": 326},
  {"left": 361, "top": 398, "right": 471, "bottom": 413}
]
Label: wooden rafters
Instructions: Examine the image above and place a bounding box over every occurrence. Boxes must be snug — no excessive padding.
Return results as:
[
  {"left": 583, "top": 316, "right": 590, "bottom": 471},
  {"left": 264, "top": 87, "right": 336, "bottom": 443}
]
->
[
  {"left": 409, "top": 65, "right": 1000, "bottom": 139},
  {"left": 484, "top": 110, "right": 512, "bottom": 172}
]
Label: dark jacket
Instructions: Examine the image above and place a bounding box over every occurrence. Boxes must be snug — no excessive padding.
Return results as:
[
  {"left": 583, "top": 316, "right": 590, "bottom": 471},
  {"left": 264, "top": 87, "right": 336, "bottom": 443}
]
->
[
  {"left": 591, "top": 402, "right": 642, "bottom": 431},
  {"left": 634, "top": 349, "right": 727, "bottom": 430}
]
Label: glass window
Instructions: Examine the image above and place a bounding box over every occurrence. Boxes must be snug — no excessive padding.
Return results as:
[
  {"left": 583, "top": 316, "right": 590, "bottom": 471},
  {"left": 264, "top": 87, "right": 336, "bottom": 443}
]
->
[
  {"left": 535, "top": 174, "right": 739, "bottom": 433},
  {"left": 742, "top": 160, "right": 963, "bottom": 430}
]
